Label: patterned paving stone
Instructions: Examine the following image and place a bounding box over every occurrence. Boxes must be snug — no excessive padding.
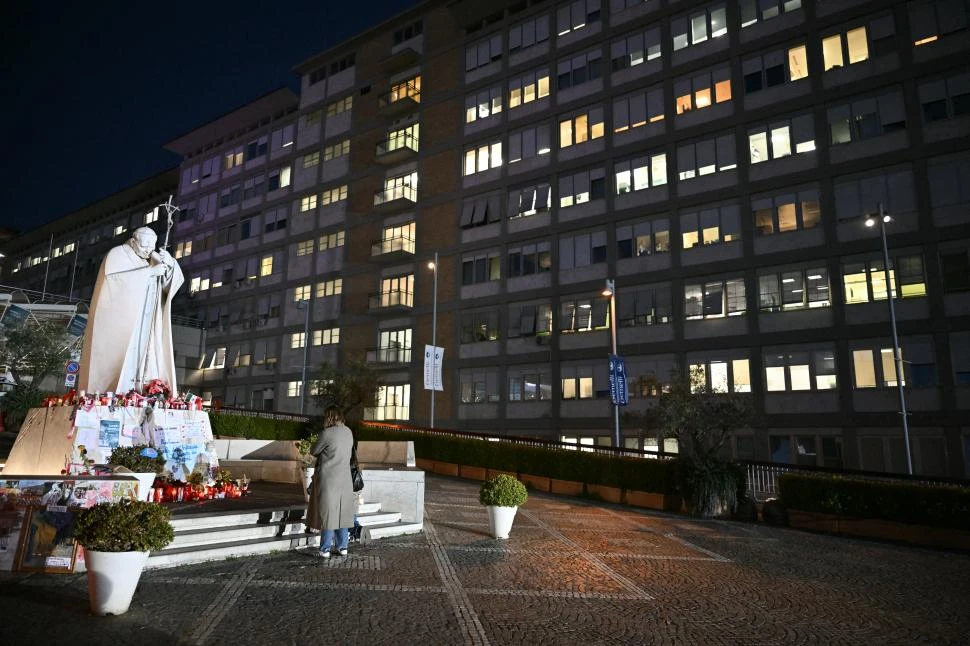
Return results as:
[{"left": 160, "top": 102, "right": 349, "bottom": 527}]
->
[{"left": 1, "top": 474, "right": 968, "bottom": 646}]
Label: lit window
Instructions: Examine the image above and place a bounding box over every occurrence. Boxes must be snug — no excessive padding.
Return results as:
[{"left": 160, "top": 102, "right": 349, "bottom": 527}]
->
[
  {"left": 294, "top": 285, "right": 311, "bottom": 302},
  {"left": 300, "top": 194, "right": 318, "bottom": 212},
  {"left": 260, "top": 255, "right": 273, "bottom": 276}
]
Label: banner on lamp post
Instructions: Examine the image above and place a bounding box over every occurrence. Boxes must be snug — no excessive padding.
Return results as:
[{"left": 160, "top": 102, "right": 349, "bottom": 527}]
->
[
  {"left": 609, "top": 354, "right": 629, "bottom": 406},
  {"left": 424, "top": 344, "right": 444, "bottom": 391}
]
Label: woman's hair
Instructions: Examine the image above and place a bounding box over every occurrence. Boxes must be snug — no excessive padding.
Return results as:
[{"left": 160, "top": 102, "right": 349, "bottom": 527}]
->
[{"left": 323, "top": 406, "right": 344, "bottom": 427}]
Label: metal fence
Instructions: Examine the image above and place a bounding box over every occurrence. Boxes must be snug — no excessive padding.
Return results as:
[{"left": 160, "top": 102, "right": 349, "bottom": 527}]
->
[
  {"left": 360, "top": 420, "right": 674, "bottom": 460},
  {"left": 741, "top": 460, "right": 970, "bottom": 503}
]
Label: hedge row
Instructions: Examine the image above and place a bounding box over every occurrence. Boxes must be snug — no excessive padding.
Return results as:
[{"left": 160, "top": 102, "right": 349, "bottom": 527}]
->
[
  {"left": 356, "top": 425, "right": 679, "bottom": 495},
  {"left": 209, "top": 413, "right": 307, "bottom": 440},
  {"left": 778, "top": 473, "right": 970, "bottom": 531}
]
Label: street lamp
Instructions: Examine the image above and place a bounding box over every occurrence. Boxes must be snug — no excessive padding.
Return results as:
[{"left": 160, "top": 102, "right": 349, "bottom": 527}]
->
[
  {"left": 865, "top": 202, "right": 912, "bottom": 475},
  {"left": 296, "top": 298, "right": 311, "bottom": 415},
  {"left": 602, "top": 279, "right": 620, "bottom": 448},
  {"left": 427, "top": 252, "right": 438, "bottom": 428}
]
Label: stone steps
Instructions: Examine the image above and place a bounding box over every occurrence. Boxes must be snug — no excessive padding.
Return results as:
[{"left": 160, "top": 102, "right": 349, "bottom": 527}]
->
[{"left": 148, "top": 499, "right": 422, "bottom": 569}]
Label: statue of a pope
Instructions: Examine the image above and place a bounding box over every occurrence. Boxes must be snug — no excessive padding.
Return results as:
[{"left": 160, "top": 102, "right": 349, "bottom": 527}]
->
[{"left": 79, "top": 227, "right": 184, "bottom": 395}]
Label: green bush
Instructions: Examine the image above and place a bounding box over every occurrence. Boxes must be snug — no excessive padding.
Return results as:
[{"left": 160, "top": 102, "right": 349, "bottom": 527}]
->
[
  {"left": 74, "top": 499, "right": 175, "bottom": 552},
  {"left": 779, "top": 474, "right": 970, "bottom": 531},
  {"left": 107, "top": 445, "right": 167, "bottom": 474},
  {"left": 0, "top": 382, "right": 46, "bottom": 430},
  {"left": 354, "top": 424, "right": 679, "bottom": 495},
  {"left": 480, "top": 474, "right": 528, "bottom": 507},
  {"left": 209, "top": 413, "right": 308, "bottom": 440}
]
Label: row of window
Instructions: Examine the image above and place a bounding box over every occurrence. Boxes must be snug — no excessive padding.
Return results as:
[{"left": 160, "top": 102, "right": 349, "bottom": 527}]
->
[
  {"left": 457, "top": 333, "right": 967, "bottom": 404},
  {"left": 455, "top": 247, "right": 967, "bottom": 324},
  {"left": 465, "top": 0, "right": 964, "bottom": 78}
]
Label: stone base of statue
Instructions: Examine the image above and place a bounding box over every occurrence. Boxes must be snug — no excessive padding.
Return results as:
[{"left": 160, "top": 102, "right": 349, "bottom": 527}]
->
[{"left": 3, "top": 406, "right": 219, "bottom": 481}]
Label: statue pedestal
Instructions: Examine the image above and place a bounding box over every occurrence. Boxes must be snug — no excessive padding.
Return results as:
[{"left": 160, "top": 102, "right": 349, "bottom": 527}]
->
[{"left": 3, "top": 406, "right": 219, "bottom": 480}]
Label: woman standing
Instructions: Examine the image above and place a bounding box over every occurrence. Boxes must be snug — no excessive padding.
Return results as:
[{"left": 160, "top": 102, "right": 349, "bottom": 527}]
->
[{"left": 306, "top": 407, "right": 355, "bottom": 558}]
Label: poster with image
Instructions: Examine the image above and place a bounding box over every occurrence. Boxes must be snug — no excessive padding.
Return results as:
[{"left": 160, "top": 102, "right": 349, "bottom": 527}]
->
[
  {"left": 14, "top": 506, "right": 78, "bottom": 573},
  {"left": 99, "top": 419, "right": 121, "bottom": 449}
]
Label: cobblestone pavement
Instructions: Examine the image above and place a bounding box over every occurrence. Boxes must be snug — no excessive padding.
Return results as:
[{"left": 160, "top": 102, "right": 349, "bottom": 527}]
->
[{"left": 2, "top": 474, "right": 969, "bottom": 645}]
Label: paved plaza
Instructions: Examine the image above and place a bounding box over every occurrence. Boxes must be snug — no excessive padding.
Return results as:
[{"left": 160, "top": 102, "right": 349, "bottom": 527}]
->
[{"left": 2, "top": 474, "right": 969, "bottom": 645}]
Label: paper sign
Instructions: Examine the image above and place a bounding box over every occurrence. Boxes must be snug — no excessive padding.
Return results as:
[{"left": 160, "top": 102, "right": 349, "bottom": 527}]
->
[
  {"left": 99, "top": 419, "right": 121, "bottom": 448},
  {"left": 74, "top": 408, "right": 98, "bottom": 429}
]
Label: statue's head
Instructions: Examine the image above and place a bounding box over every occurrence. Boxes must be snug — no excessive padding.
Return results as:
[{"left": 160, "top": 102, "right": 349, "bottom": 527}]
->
[{"left": 128, "top": 227, "right": 157, "bottom": 259}]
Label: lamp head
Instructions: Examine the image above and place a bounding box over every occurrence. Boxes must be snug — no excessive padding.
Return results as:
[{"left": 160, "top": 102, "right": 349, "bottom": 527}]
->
[
  {"left": 427, "top": 260, "right": 436, "bottom": 270},
  {"left": 865, "top": 217, "right": 876, "bottom": 227},
  {"left": 602, "top": 279, "right": 615, "bottom": 298}
]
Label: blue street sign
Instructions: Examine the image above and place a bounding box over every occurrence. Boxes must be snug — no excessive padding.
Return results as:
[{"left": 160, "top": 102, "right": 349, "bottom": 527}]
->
[
  {"left": 609, "top": 354, "right": 629, "bottom": 406},
  {"left": 66, "top": 361, "right": 80, "bottom": 374}
]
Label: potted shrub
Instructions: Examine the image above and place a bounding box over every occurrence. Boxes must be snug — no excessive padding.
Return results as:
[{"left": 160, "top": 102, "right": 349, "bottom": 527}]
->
[
  {"left": 479, "top": 474, "right": 528, "bottom": 539},
  {"left": 107, "top": 445, "right": 167, "bottom": 501},
  {"left": 73, "top": 499, "right": 175, "bottom": 615},
  {"left": 296, "top": 433, "right": 318, "bottom": 499}
]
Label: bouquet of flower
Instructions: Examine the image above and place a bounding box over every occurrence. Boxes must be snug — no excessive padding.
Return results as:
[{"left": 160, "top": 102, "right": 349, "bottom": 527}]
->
[{"left": 145, "top": 378, "right": 172, "bottom": 401}]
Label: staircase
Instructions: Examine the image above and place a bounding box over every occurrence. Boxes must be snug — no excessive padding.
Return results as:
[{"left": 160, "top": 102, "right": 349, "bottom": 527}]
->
[{"left": 147, "top": 500, "right": 423, "bottom": 569}]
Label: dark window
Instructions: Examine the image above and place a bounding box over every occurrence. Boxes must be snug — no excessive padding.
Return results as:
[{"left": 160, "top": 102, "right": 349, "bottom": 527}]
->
[
  {"left": 923, "top": 99, "right": 949, "bottom": 122},
  {"left": 764, "top": 63, "right": 785, "bottom": 87},
  {"left": 941, "top": 252, "right": 970, "bottom": 292},
  {"left": 744, "top": 72, "right": 762, "bottom": 94}
]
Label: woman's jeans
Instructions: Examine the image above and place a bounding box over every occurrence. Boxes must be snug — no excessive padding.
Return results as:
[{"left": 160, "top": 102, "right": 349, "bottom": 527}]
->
[{"left": 321, "top": 528, "right": 349, "bottom": 552}]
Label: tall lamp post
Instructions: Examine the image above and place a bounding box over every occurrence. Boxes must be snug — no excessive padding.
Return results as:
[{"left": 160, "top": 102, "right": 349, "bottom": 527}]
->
[
  {"left": 427, "top": 251, "right": 438, "bottom": 428},
  {"left": 865, "top": 202, "right": 912, "bottom": 475},
  {"left": 297, "top": 298, "right": 311, "bottom": 415},
  {"left": 602, "top": 279, "right": 620, "bottom": 448}
]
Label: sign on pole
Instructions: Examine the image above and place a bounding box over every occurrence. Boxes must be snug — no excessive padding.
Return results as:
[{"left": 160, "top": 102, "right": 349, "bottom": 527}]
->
[
  {"left": 64, "top": 373, "right": 77, "bottom": 388},
  {"left": 609, "top": 354, "right": 629, "bottom": 406},
  {"left": 424, "top": 345, "right": 445, "bottom": 391},
  {"left": 433, "top": 346, "right": 444, "bottom": 392},
  {"left": 66, "top": 361, "right": 80, "bottom": 375},
  {"left": 1, "top": 304, "right": 29, "bottom": 327},
  {"left": 66, "top": 314, "right": 87, "bottom": 337}
]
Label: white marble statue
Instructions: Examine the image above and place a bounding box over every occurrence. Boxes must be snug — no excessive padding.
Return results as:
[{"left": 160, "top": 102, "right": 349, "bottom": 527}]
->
[{"left": 79, "top": 227, "right": 184, "bottom": 395}]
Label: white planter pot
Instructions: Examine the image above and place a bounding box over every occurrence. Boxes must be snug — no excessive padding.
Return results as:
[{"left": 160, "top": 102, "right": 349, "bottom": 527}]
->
[
  {"left": 303, "top": 467, "right": 315, "bottom": 500},
  {"left": 486, "top": 505, "right": 518, "bottom": 539},
  {"left": 132, "top": 473, "right": 157, "bottom": 502},
  {"left": 84, "top": 549, "right": 150, "bottom": 616}
]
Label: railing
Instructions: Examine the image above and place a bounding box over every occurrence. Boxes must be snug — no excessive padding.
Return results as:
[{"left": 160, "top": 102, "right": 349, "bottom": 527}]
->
[
  {"left": 365, "top": 346, "right": 412, "bottom": 364},
  {"left": 375, "top": 131, "right": 419, "bottom": 156},
  {"left": 368, "top": 289, "right": 413, "bottom": 310},
  {"left": 377, "top": 81, "right": 421, "bottom": 109},
  {"left": 373, "top": 184, "right": 417, "bottom": 206},
  {"left": 370, "top": 235, "right": 415, "bottom": 256},
  {"left": 741, "top": 460, "right": 970, "bottom": 503},
  {"left": 360, "top": 420, "right": 671, "bottom": 460}
]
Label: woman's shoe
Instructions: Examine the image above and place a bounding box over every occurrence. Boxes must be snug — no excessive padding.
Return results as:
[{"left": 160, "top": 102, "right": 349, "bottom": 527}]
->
[{"left": 338, "top": 548, "right": 348, "bottom": 557}]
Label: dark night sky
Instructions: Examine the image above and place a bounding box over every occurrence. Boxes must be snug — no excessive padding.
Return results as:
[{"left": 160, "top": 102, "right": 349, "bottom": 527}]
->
[{"left": 0, "top": 0, "right": 418, "bottom": 234}]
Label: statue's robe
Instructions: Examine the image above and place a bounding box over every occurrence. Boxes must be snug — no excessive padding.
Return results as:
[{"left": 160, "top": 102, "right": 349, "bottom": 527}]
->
[{"left": 78, "top": 243, "right": 184, "bottom": 395}]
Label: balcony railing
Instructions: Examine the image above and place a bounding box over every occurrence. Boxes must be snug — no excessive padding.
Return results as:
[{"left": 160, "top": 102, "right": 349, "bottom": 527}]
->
[
  {"left": 375, "top": 131, "right": 419, "bottom": 163},
  {"left": 366, "top": 346, "right": 412, "bottom": 365},
  {"left": 368, "top": 289, "right": 413, "bottom": 310},
  {"left": 374, "top": 184, "right": 417, "bottom": 208},
  {"left": 377, "top": 81, "right": 421, "bottom": 114},
  {"left": 371, "top": 234, "right": 416, "bottom": 257}
]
